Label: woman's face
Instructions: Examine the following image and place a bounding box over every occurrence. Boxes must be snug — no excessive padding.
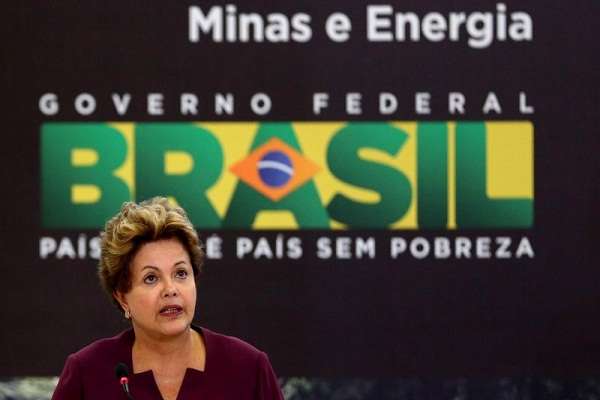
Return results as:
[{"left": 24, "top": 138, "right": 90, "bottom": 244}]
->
[{"left": 115, "top": 238, "right": 197, "bottom": 340}]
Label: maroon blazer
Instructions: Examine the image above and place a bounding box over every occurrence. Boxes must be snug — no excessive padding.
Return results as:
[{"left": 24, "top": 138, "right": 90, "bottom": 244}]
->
[{"left": 52, "top": 326, "right": 284, "bottom": 400}]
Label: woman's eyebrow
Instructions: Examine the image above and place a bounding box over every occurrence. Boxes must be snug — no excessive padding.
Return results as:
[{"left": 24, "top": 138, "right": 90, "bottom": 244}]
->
[
  {"left": 140, "top": 262, "right": 188, "bottom": 271},
  {"left": 173, "top": 260, "right": 188, "bottom": 267}
]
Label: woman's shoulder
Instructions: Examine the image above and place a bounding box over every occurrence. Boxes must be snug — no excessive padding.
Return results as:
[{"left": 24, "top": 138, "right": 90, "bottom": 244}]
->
[
  {"left": 68, "top": 329, "right": 132, "bottom": 366},
  {"left": 195, "top": 326, "right": 283, "bottom": 399},
  {"left": 198, "top": 326, "right": 267, "bottom": 368}
]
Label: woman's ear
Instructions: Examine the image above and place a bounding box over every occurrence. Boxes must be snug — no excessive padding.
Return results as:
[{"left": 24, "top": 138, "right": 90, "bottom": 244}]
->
[{"left": 113, "top": 291, "right": 127, "bottom": 311}]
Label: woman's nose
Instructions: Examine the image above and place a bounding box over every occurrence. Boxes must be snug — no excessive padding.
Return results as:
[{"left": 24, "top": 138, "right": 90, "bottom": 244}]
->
[{"left": 162, "top": 279, "right": 178, "bottom": 297}]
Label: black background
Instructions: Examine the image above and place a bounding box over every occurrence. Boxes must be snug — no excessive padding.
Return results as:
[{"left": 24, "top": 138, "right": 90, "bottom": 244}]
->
[{"left": 1, "top": 1, "right": 599, "bottom": 378}]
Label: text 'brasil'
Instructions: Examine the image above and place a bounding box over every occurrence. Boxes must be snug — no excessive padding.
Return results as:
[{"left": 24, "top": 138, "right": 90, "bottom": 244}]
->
[{"left": 41, "top": 121, "right": 533, "bottom": 229}]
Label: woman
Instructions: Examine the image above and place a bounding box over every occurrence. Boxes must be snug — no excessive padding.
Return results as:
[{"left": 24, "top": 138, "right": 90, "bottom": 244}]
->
[{"left": 52, "top": 197, "right": 284, "bottom": 400}]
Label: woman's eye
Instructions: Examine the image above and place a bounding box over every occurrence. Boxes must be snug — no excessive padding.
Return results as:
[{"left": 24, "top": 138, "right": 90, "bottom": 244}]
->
[
  {"left": 175, "top": 270, "right": 188, "bottom": 279},
  {"left": 143, "top": 275, "right": 157, "bottom": 284}
]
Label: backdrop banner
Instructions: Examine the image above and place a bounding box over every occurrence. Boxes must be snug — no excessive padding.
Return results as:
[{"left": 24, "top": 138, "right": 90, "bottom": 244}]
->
[{"left": 2, "top": 1, "right": 599, "bottom": 380}]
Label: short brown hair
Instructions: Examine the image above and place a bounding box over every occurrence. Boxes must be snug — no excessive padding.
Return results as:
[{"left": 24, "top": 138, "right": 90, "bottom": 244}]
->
[{"left": 98, "top": 197, "right": 204, "bottom": 310}]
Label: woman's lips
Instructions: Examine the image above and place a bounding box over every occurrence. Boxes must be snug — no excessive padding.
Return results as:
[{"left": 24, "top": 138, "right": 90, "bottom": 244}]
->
[{"left": 159, "top": 305, "right": 183, "bottom": 317}]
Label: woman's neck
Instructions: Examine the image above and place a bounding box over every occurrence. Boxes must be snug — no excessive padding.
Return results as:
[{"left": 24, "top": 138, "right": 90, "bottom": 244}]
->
[
  {"left": 131, "top": 326, "right": 204, "bottom": 373},
  {"left": 133, "top": 326, "right": 193, "bottom": 357}
]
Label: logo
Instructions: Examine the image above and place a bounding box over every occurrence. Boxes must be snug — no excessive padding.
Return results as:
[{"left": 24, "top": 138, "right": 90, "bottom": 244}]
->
[
  {"left": 230, "top": 137, "right": 320, "bottom": 201},
  {"left": 40, "top": 121, "right": 534, "bottom": 229}
]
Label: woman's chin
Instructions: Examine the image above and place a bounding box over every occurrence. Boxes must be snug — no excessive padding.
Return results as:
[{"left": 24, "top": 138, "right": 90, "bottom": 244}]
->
[
  {"left": 157, "top": 317, "right": 191, "bottom": 336},
  {"left": 133, "top": 317, "right": 190, "bottom": 339}
]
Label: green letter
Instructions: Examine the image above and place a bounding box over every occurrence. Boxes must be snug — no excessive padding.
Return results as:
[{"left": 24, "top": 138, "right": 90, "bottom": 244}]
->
[
  {"left": 417, "top": 122, "right": 448, "bottom": 228},
  {"left": 136, "top": 123, "right": 222, "bottom": 228},
  {"left": 41, "top": 123, "right": 130, "bottom": 228},
  {"left": 455, "top": 122, "right": 533, "bottom": 228},
  {"left": 326, "top": 122, "right": 412, "bottom": 228},
  {"left": 223, "top": 123, "right": 329, "bottom": 228}
]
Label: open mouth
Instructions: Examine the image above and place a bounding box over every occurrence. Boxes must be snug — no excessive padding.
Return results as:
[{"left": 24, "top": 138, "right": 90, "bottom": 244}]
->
[{"left": 159, "top": 305, "right": 183, "bottom": 317}]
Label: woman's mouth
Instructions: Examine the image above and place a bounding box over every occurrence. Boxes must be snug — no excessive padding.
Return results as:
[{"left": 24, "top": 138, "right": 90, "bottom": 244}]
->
[{"left": 159, "top": 305, "right": 183, "bottom": 317}]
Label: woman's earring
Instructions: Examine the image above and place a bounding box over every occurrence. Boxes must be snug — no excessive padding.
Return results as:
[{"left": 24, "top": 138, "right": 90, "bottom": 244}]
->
[{"left": 125, "top": 309, "right": 130, "bottom": 319}]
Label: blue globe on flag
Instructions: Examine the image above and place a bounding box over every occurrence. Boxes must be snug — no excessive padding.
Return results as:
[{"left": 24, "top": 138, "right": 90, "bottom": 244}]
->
[{"left": 258, "top": 150, "right": 293, "bottom": 188}]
